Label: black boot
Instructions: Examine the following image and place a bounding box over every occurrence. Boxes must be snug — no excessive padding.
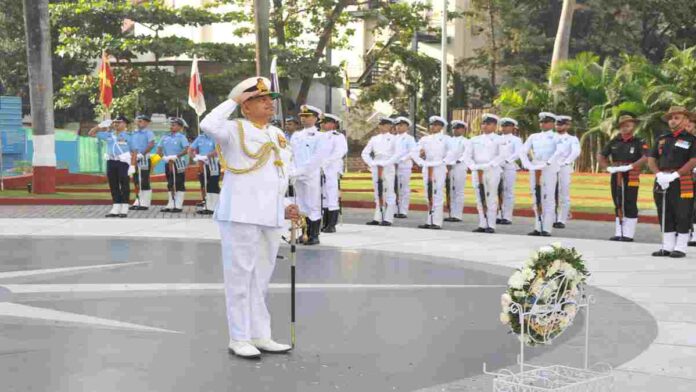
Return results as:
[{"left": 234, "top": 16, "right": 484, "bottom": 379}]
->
[
  {"left": 305, "top": 220, "right": 321, "bottom": 245},
  {"left": 320, "top": 208, "right": 329, "bottom": 232},
  {"left": 323, "top": 210, "right": 338, "bottom": 233}
]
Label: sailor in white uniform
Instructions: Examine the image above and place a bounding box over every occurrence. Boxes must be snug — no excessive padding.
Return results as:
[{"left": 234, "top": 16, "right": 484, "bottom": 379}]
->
[
  {"left": 464, "top": 114, "right": 505, "bottom": 233},
  {"left": 444, "top": 120, "right": 470, "bottom": 222},
  {"left": 519, "top": 112, "right": 562, "bottom": 236},
  {"left": 361, "top": 117, "right": 401, "bottom": 226},
  {"left": 411, "top": 115, "right": 451, "bottom": 229},
  {"left": 291, "top": 104, "right": 330, "bottom": 245},
  {"left": 394, "top": 116, "right": 417, "bottom": 218},
  {"left": 496, "top": 118, "right": 523, "bottom": 225},
  {"left": 319, "top": 113, "right": 348, "bottom": 233},
  {"left": 200, "top": 77, "right": 297, "bottom": 359},
  {"left": 552, "top": 115, "right": 581, "bottom": 228}
]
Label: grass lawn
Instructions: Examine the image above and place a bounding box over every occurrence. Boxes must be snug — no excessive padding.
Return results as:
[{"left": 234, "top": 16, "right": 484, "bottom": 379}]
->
[{"left": 0, "top": 171, "right": 660, "bottom": 214}]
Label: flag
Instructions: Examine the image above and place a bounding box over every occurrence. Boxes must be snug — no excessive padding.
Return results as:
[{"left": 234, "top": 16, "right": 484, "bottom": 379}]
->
[
  {"left": 98, "top": 51, "right": 115, "bottom": 108},
  {"left": 188, "top": 55, "right": 206, "bottom": 116},
  {"left": 343, "top": 66, "right": 352, "bottom": 111},
  {"left": 270, "top": 56, "right": 284, "bottom": 127}
]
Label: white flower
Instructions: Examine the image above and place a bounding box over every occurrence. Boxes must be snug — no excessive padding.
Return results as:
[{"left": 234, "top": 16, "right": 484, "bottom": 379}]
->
[
  {"left": 513, "top": 290, "right": 526, "bottom": 298},
  {"left": 530, "top": 279, "right": 544, "bottom": 296},
  {"left": 521, "top": 267, "right": 535, "bottom": 281},
  {"left": 559, "top": 315, "right": 570, "bottom": 329},
  {"left": 508, "top": 271, "right": 526, "bottom": 289},
  {"left": 499, "top": 312, "right": 511, "bottom": 325},
  {"left": 537, "top": 246, "right": 554, "bottom": 255},
  {"left": 551, "top": 242, "right": 562, "bottom": 248},
  {"left": 547, "top": 260, "right": 562, "bottom": 276},
  {"left": 524, "top": 258, "right": 536, "bottom": 268},
  {"left": 500, "top": 293, "right": 512, "bottom": 308},
  {"left": 565, "top": 304, "right": 578, "bottom": 319}
]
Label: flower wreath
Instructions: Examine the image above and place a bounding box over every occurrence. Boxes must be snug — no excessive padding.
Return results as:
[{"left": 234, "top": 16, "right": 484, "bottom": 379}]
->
[{"left": 499, "top": 243, "right": 590, "bottom": 346}]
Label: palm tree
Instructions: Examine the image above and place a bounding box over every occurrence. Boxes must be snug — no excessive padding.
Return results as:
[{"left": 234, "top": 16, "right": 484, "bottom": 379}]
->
[{"left": 550, "top": 0, "right": 576, "bottom": 75}]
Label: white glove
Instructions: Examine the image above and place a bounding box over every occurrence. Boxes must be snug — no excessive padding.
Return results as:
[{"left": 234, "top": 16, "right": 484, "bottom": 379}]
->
[
  {"left": 665, "top": 172, "right": 680, "bottom": 183},
  {"left": 98, "top": 119, "right": 113, "bottom": 128},
  {"left": 607, "top": 166, "right": 618, "bottom": 174},
  {"left": 136, "top": 153, "right": 144, "bottom": 160},
  {"left": 469, "top": 164, "right": 479, "bottom": 171},
  {"left": 619, "top": 164, "right": 633, "bottom": 173},
  {"left": 478, "top": 162, "right": 491, "bottom": 170},
  {"left": 533, "top": 164, "right": 547, "bottom": 171},
  {"left": 127, "top": 166, "right": 135, "bottom": 176},
  {"left": 165, "top": 155, "right": 177, "bottom": 163},
  {"left": 194, "top": 154, "right": 208, "bottom": 163},
  {"left": 657, "top": 177, "right": 671, "bottom": 190}
]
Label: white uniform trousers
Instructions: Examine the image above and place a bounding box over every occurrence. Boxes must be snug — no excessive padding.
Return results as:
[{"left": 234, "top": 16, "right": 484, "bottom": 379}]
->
[
  {"left": 217, "top": 221, "right": 280, "bottom": 342},
  {"left": 321, "top": 170, "right": 341, "bottom": 212},
  {"left": 448, "top": 163, "right": 467, "bottom": 219},
  {"left": 295, "top": 174, "right": 322, "bottom": 221},
  {"left": 499, "top": 164, "right": 518, "bottom": 221},
  {"left": 556, "top": 165, "right": 573, "bottom": 224},
  {"left": 423, "top": 165, "right": 447, "bottom": 226},
  {"left": 472, "top": 167, "right": 502, "bottom": 229},
  {"left": 371, "top": 165, "right": 396, "bottom": 222},
  {"left": 396, "top": 164, "right": 412, "bottom": 215},
  {"left": 529, "top": 165, "right": 559, "bottom": 233}
]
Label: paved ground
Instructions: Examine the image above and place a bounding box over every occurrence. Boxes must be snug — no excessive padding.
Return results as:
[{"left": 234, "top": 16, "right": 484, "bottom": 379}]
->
[
  {"left": 0, "top": 205, "right": 664, "bottom": 244},
  {"left": 0, "top": 237, "right": 654, "bottom": 392},
  {"left": 0, "top": 218, "right": 693, "bottom": 391}
]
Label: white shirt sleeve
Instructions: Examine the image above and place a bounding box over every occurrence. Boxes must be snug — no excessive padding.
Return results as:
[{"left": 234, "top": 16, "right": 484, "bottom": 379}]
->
[
  {"left": 410, "top": 137, "right": 427, "bottom": 167},
  {"left": 200, "top": 99, "right": 238, "bottom": 146},
  {"left": 519, "top": 136, "right": 533, "bottom": 169},
  {"left": 361, "top": 137, "right": 376, "bottom": 167},
  {"left": 566, "top": 136, "right": 581, "bottom": 164}
]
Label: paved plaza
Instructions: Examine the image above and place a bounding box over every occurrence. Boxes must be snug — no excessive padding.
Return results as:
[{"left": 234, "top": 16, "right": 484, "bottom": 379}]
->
[{"left": 0, "top": 210, "right": 693, "bottom": 391}]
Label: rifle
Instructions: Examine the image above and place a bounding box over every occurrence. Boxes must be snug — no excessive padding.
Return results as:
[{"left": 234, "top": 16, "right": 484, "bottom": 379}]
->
[
  {"left": 199, "top": 160, "right": 207, "bottom": 209},
  {"left": 169, "top": 160, "right": 177, "bottom": 209},
  {"left": 477, "top": 170, "right": 488, "bottom": 227},
  {"left": 394, "top": 164, "right": 400, "bottom": 213},
  {"left": 617, "top": 171, "right": 625, "bottom": 238},
  {"left": 427, "top": 166, "right": 434, "bottom": 225},
  {"left": 445, "top": 167, "right": 451, "bottom": 218},
  {"left": 497, "top": 175, "right": 504, "bottom": 220},
  {"left": 534, "top": 169, "right": 544, "bottom": 232},
  {"left": 377, "top": 165, "right": 384, "bottom": 222}
]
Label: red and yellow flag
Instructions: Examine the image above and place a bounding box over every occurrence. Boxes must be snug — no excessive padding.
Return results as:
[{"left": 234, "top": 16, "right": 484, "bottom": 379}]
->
[{"left": 98, "top": 51, "right": 115, "bottom": 108}]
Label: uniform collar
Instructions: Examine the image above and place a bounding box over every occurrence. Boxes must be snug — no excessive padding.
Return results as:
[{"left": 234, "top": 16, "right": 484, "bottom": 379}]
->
[{"left": 672, "top": 129, "right": 685, "bottom": 138}]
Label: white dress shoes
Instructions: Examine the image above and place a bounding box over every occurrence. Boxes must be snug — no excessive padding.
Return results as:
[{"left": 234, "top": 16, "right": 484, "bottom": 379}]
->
[
  {"left": 251, "top": 338, "right": 292, "bottom": 353},
  {"left": 228, "top": 340, "right": 261, "bottom": 359}
]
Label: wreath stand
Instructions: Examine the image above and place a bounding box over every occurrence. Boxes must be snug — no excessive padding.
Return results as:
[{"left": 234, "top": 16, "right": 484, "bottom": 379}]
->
[{"left": 484, "top": 274, "right": 614, "bottom": 391}]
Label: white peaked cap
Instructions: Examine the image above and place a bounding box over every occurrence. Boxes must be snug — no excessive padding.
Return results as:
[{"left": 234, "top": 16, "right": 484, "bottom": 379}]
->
[
  {"left": 538, "top": 111, "right": 557, "bottom": 121},
  {"left": 395, "top": 116, "right": 412, "bottom": 126},
  {"left": 228, "top": 77, "right": 278, "bottom": 103},
  {"left": 500, "top": 117, "right": 518, "bottom": 127},
  {"left": 451, "top": 120, "right": 468, "bottom": 128},
  {"left": 482, "top": 113, "right": 500, "bottom": 123},
  {"left": 429, "top": 115, "right": 448, "bottom": 126}
]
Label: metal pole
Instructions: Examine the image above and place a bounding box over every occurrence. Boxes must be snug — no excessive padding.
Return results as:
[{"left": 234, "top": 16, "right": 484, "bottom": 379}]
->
[
  {"left": 440, "top": 0, "right": 448, "bottom": 119},
  {"left": 254, "top": 0, "right": 271, "bottom": 76},
  {"left": 0, "top": 127, "right": 4, "bottom": 191}
]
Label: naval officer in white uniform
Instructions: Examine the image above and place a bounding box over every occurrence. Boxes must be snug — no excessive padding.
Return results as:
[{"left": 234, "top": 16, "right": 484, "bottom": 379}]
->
[{"left": 200, "top": 77, "right": 298, "bottom": 359}]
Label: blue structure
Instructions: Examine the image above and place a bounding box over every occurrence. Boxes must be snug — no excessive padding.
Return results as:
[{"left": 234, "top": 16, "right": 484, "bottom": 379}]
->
[{"left": 0, "top": 96, "right": 27, "bottom": 176}]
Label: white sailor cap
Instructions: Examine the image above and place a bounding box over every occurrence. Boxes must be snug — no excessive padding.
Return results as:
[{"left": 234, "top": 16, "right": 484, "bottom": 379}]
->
[
  {"left": 500, "top": 117, "right": 518, "bottom": 127},
  {"left": 555, "top": 115, "right": 572, "bottom": 123},
  {"left": 538, "top": 112, "right": 557, "bottom": 122},
  {"left": 481, "top": 113, "right": 500, "bottom": 123},
  {"left": 378, "top": 116, "right": 395, "bottom": 125},
  {"left": 228, "top": 77, "right": 280, "bottom": 103},
  {"left": 429, "top": 115, "right": 448, "bottom": 126},
  {"left": 321, "top": 113, "right": 341, "bottom": 123},
  {"left": 394, "top": 116, "right": 412, "bottom": 126},
  {"left": 451, "top": 120, "right": 469, "bottom": 129},
  {"left": 299, "top": 104, "right": 323, "bottom": 118}
]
